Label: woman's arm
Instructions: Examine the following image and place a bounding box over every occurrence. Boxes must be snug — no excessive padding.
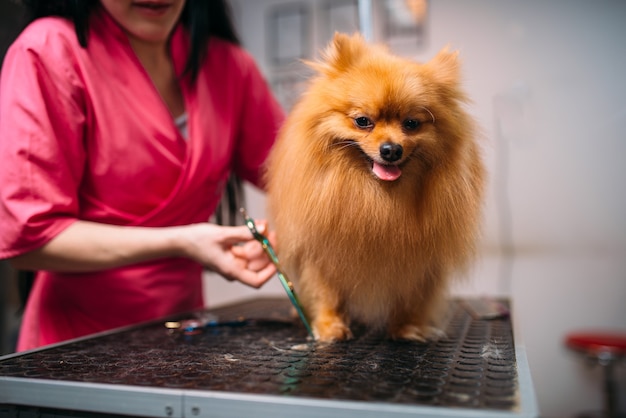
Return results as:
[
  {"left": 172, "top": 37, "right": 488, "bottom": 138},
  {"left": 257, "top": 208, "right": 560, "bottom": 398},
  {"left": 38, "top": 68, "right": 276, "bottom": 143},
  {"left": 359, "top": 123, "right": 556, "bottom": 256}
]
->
[{"left": 8, "top": 220, "right": 276, "bottom": 288}]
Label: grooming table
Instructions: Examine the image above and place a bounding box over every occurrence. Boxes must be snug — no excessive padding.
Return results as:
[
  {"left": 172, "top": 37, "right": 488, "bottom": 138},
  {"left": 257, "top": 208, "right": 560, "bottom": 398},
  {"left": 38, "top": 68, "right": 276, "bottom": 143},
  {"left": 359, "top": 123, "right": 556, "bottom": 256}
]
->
[{"left": 0, "top": 297, "right": 537, "bottom": 417}]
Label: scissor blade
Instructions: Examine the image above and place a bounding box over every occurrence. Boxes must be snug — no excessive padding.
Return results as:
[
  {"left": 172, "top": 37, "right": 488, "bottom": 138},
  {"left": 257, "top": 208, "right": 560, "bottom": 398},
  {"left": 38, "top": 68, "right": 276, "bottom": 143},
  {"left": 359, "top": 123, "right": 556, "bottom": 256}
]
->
[
  {"left": 240, "top": 208, "right": 314, "bottom": 339},
  {"left": 276, "top": 271, "right": 314, "bottom": 338}
]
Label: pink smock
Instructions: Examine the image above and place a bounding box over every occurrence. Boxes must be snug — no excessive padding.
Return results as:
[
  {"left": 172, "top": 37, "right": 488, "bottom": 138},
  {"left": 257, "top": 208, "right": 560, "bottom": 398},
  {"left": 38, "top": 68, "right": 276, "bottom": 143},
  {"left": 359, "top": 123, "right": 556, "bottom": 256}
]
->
[{"left": 0, "top": 10, "right": 284, "bottom": 351}]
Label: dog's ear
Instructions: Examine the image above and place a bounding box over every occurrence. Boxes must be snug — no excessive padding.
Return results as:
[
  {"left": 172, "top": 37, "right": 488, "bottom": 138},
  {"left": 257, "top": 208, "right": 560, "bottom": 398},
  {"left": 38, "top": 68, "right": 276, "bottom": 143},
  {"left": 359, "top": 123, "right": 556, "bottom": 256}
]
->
[
  {"left": 306, "top": 32, "right": 367, "bottom": 77},
  {"left": 425, "top": 46, "right": 462, "bottom": 88}
]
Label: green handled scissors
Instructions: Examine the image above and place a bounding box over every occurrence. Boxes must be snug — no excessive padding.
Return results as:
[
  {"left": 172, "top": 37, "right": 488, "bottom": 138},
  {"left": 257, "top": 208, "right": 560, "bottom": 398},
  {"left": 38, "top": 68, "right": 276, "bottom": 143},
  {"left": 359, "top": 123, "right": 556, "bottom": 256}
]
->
[{"left": 240, "top": 208, "right": 314, "bottom": 338}]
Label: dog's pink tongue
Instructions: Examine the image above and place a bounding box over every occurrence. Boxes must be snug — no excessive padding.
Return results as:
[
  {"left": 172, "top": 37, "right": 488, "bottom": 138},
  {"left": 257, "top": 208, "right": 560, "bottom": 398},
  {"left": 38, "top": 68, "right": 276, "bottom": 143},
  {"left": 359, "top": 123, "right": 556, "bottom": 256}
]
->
[{"left": 372, "top": 162, "right": 402, "bottom": 181}]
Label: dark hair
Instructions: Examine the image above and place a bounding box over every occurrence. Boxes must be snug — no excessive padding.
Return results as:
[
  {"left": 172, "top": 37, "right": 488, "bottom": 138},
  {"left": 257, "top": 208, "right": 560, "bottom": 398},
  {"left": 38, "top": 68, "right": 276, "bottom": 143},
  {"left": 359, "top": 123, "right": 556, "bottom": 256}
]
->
[{"left": 21, "top": 0, "right": 241, "bottom": 82}]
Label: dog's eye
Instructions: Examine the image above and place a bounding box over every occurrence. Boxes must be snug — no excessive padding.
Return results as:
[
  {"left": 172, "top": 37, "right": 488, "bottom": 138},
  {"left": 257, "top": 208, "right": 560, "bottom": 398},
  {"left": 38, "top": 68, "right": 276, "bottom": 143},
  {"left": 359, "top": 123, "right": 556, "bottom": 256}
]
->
[
  {"left": 354, "top": 116, "right": 374, "bottom": 129},
  {"left": 403, "top": 119, "right": 421, "bottom": 131}
]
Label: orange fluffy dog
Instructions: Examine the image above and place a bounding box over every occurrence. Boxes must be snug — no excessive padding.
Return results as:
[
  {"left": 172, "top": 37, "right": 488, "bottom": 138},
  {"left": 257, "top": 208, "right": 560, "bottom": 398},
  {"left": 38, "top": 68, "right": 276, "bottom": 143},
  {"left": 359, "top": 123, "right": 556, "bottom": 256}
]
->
[{"left": 265, "top": 33, "right": 485, "bottom": 342}]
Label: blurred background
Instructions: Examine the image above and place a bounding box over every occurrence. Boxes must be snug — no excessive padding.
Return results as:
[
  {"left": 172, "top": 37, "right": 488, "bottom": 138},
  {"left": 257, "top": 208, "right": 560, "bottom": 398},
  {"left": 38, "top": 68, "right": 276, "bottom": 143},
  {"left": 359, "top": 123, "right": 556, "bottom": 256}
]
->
[{"left": 1, "top": 1, "right": 625, "bottom": 417}]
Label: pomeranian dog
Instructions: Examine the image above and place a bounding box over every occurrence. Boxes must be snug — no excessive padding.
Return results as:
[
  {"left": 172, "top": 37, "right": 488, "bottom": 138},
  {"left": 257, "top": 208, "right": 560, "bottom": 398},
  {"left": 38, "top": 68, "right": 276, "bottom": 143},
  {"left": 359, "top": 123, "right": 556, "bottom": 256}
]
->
[{"left": 265, "top": 33, "right": 485, "bottom": 342}]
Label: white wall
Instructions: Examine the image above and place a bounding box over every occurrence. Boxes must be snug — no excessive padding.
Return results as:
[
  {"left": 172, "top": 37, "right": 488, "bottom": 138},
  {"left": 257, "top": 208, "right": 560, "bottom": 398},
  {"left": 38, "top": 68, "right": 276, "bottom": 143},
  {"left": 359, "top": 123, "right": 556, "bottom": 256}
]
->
[{"left": 205, "top": 1, "right": 626, "bottom": 416}]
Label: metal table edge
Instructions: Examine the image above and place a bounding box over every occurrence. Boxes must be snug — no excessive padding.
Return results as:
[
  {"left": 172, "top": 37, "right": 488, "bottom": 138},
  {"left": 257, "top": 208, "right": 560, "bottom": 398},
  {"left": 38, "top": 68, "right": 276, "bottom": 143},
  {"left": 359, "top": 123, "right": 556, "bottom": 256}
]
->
[
  {"left": 510, "top": 298, "right": 539, "bottom": 418},
  {"left": 0, "top": 376, "right": 184, "bottom": 417},
  {"left": 180, "top": 387, "right": 535, "bottom": 418}
]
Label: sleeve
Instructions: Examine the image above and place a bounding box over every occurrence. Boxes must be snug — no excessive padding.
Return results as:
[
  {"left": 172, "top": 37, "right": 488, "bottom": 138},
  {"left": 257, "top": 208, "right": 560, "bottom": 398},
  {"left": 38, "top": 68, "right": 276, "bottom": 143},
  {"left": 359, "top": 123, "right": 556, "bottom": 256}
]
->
[
  {"left": 0, "top": 32, "right": 86, "bottom": 258},
  {"left": 231, "top": 49, "right": 285, "bottom": 190}
]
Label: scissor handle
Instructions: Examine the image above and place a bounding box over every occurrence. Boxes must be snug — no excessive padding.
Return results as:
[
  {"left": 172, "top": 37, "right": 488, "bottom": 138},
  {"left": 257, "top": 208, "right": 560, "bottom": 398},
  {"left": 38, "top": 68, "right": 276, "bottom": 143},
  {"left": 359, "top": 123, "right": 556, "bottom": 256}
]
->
[{"left": 241, "top": 208, "right": 263, "bottom": 239}]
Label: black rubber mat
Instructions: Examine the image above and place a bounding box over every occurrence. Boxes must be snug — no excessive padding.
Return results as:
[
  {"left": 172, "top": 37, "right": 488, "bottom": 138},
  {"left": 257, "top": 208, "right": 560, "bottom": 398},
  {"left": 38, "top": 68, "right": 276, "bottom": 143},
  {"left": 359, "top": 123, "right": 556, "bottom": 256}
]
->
[{"left": 0, "top": 298, "right": 519, "bottom": 411}]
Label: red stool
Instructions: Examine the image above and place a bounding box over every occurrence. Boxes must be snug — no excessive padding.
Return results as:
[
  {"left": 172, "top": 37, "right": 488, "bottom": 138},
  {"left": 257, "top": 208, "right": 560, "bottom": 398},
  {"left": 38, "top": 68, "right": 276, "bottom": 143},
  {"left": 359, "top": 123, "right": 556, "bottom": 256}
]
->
[{"left": 565, "top": 331, "right": 626, "bottom": 418}]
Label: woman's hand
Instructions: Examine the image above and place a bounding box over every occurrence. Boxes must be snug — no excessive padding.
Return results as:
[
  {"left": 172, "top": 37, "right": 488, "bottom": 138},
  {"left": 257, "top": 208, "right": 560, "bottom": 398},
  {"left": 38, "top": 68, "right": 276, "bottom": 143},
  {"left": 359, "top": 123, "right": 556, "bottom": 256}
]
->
[{"left": 179, "top": 221, "right": 277, "bottom": 288}]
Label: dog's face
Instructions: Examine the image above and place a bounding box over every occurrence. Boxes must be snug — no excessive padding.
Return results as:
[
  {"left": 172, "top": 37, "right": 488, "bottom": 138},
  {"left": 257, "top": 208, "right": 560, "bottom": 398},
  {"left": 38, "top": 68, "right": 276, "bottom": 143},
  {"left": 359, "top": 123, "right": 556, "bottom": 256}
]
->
[{"left": 303, "top": 33, "right": 467, "bottom": 182}]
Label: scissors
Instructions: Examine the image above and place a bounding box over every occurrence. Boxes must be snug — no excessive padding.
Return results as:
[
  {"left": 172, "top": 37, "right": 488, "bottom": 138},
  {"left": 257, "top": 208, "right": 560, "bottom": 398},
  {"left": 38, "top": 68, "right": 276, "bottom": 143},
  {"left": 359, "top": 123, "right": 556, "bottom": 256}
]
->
[
  {"left": 240, "top": 208, "right": 314, "bottom": 339},
  {"left": 165, "top": 314, "right": 248, "bottom": 336},
  {"left": 164, "top": 313, "right": 294, "bottom": 336}
]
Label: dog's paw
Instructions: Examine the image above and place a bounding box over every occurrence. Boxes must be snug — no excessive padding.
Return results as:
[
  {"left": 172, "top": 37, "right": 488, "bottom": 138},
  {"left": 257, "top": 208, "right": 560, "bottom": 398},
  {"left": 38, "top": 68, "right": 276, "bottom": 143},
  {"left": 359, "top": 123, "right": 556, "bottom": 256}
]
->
[
  {"left": 313, "top": 317, "right": 353, "bottom": 342},
  {"left": 390, "top": 325, "right": 445, "bottom": 342}
]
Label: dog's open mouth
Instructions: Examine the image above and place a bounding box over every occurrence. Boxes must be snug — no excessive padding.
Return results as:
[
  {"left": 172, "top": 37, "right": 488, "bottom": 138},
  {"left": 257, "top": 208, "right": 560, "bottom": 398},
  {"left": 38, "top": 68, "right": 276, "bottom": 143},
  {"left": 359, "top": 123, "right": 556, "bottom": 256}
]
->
[
  {"left": 333, "top": 139, "right": 405, "bottom": 182},
  {"left": 372, "top": 161, "right": 402, "bottom": 181}
]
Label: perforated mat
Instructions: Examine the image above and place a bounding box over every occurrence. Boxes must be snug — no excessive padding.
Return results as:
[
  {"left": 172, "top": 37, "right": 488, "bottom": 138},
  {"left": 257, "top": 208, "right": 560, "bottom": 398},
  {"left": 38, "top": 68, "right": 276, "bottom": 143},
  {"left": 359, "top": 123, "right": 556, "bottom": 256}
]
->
[{"left": 0, "top": 297, "right": 524, "bottom": 415}]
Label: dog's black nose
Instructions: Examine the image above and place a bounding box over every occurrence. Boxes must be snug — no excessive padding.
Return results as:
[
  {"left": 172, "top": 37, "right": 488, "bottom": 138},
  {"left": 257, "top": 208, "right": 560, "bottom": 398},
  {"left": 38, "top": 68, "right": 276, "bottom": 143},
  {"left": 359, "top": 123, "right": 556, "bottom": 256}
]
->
[{"left": 379, "top": 142, "right": 403, "bottom": 162}]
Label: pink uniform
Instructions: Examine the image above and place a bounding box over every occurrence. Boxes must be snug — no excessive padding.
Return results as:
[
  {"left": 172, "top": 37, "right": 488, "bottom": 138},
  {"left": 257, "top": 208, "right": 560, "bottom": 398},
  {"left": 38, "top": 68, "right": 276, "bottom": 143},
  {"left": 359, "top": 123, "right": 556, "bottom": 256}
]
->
[{"left": 0, "top": 10, "right": 284, "bottom": 350}]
